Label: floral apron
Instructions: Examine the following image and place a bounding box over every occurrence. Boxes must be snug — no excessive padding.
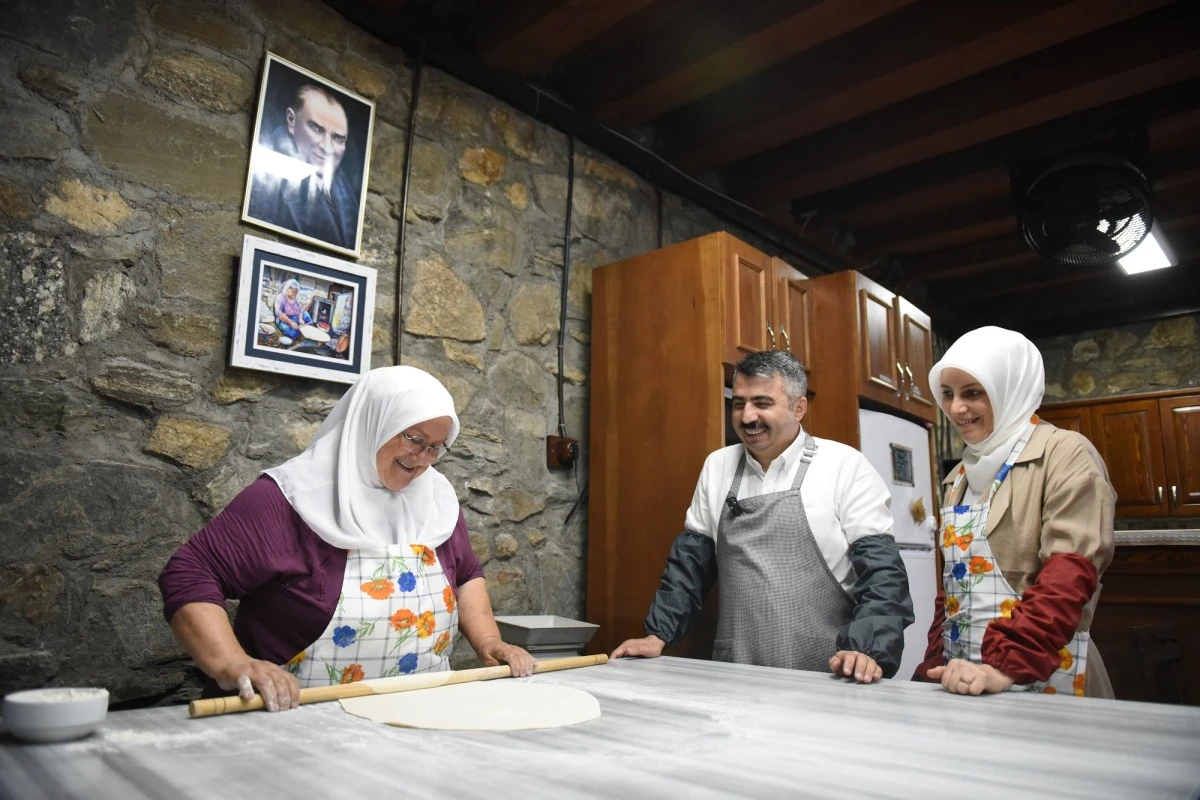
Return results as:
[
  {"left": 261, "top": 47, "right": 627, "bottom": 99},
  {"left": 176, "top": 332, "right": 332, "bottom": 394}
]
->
[
  {"left": 939, "top": 420, "right": 1088, "bottom": 696},
  {"left": 286, "top": 544, "right": 458, "bottom": 686}
]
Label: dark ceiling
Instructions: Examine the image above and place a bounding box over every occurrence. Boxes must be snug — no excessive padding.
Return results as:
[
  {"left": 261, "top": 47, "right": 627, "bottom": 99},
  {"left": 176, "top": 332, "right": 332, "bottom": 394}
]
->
[{"left": 328, "top": 0, "right": 1200, "bottom": 338}]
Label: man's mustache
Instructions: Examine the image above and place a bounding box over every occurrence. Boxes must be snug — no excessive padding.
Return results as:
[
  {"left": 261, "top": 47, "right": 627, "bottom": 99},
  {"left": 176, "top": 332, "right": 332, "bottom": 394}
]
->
[{"left": 741, "top": 423, "right": 768, "bottom": 432}]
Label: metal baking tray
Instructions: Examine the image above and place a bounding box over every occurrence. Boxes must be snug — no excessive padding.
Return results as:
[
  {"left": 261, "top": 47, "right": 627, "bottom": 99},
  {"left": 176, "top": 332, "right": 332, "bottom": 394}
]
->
[{"left": 494, "top": 615, "right": 600, "bottom": 647}]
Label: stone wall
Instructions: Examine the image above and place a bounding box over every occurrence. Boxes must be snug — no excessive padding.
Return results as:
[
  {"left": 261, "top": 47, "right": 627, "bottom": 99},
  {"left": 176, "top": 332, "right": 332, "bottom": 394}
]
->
[
  {"left": 1037, "top": 314, "right": 1200, "bottom": 402},
  {"left": 0, "top": 0, "right": 797, "bottom": 703}
]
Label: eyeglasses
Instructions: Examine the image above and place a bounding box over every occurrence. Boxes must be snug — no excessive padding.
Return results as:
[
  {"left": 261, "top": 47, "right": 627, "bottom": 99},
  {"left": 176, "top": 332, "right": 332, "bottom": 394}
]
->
[{"left": 400, "top": 431, "right": 449, "bottom": 462}]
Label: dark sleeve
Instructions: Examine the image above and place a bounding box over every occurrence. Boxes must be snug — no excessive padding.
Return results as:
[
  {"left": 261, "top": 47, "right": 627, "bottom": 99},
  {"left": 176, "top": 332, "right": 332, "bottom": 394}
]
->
[
  {"left": 158, "top": 476, "right": 298, "bottom": 622},
  {"left": 643, "top": 531, "right": 718, "bottom": 647},
  {"left": 437, "top": 509, "right": 484, "bottom": 590},
  {"left": 835, "top": 534, "right": 915, "bottom": 679},
  {"left": 912, "top": 591, "right": 946, "bottom": 682},
  {"left": 981, "top": 552, "right": 1098, "bottom": 684}
]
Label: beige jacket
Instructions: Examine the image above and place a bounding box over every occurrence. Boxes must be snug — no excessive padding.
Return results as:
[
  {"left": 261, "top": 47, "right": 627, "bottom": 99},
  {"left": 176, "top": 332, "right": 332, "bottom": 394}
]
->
[{"left": 942, "top": 422, "right": 1117, "bottom": 697}]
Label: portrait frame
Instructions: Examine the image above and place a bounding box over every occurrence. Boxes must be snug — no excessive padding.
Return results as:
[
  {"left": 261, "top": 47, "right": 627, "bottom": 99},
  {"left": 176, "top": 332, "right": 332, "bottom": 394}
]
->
[
  {"left": 242, "top": 52, "right": 376, "bottom": 258},
  {"left": 231, "top": 234, "right": 377, "bottom": 385}
]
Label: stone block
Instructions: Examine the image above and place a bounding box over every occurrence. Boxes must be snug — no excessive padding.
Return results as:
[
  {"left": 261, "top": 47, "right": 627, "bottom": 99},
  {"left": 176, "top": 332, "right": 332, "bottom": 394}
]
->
[
  {"left": 508, "top": 283, "right": 561, "bottom": 345},
  {"left": 90, "top": 358, "right": 200, "bottom": 410},
  {"left": 149, "top": 3, "right": 256, "bottom": 55},
  {"left": 139, "top": 307, "right": 224, "bottom": 357},
  {"left": 80, "top": 268, "right": 136, "bottom": 343},
  {"left": 148, "top": 417, "right": 232, "bottom": 469},
  {"left": 0, "top": 564, "right": 65, "bottom": 625},
  {"left": 0, "top": 98, "right": 70, "bottom": 160},
  {"left": 6, "top": 0, "right": 137, "bottom": 66},
  {"left": 211, "top": 371, "right": 274, "bottom": 404},
  {"left": 18, "top": 65, "right": 81, "bottom": 104},
  {"left": 159, "top": 212, "right": 243, "bottom": 303},
  {"left": 0, "top": 233, "right": 71, "bottom": 364},
  {"left": 0, "top": 179, "right": 35, "bottom": 220},
  {"left": 459, "top": 147, "right": 506, "bottom": 186},
  {"left": 143, "top": 51, "right": 254, "bottom": 113},
  {"left": 44, "top": 179, "right": 134, "bottom": 234},
  {"left": 486, "top": 352, "right": 548, "bottom": 408},
  {"left": 404, "top": 255, "right": 486, "bottom": 342}
]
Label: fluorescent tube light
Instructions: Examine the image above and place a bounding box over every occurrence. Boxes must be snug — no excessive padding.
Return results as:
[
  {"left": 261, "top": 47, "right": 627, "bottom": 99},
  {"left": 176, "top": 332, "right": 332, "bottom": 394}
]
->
[{"left": 1118, "top": 223, "right": 1176, "bottom": 275}]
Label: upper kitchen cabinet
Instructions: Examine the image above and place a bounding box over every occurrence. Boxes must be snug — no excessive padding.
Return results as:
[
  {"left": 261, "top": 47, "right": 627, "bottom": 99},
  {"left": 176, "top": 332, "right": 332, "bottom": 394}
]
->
[
  {"left": 772, "top": 257, "right": 813, "bottom": 377},
  {"left": 1039, "top": 390, "right": 1200, "bottom": 518},
  {"left": 803, "top": 271, "right": 937, "bottom": 432},
  {"left": 721, "top": 235, "right": 814, "bottom": 369}
]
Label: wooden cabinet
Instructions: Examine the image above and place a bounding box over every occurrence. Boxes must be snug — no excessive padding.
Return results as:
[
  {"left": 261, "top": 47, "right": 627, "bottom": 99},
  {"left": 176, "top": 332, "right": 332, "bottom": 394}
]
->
[
  {"left": 721, "top": 236, "right": 815, "bottom": 370},
  {"left": 801, "top": 271, "right": 936, "bottom": 445},
  {"left": 1039, "top": 390, "right": 1200, "bottom": 517}
]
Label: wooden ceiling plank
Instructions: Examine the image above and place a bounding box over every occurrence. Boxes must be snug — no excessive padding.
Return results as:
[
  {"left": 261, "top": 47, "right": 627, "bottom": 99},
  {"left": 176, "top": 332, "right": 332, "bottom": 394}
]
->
[
  {"left": 673, "top": 0, "right": 1177, "bottom": 173},
  {"left": 816, "top": 168, "right": 1010, "bottom": 230},
  {"left": 742, "top": 48, "right": 1200, "bottom": 207},
  {"left": 595, "top": 0, "right": 919, "bottom": 129},
  {"left": 480, "top": 0, "right": 657, "bottom": 76}
]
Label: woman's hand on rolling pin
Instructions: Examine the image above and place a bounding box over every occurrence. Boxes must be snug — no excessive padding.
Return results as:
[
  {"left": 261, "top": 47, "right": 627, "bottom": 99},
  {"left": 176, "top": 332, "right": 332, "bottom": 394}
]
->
[
  {"left": 927, "top": 659, "right": 1014, "bottom": 695},
  {"left": 214, "top": 658, "right": 300, "bottom": 712},
  {"left": 483, "top": 640, "right": 538, "bottom": 678}
]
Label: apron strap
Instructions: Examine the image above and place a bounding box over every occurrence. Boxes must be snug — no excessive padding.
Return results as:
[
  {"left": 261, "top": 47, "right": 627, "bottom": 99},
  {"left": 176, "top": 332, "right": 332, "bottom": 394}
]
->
[{"left": 724, "top": 433, "right": 817, "bottom": 517}]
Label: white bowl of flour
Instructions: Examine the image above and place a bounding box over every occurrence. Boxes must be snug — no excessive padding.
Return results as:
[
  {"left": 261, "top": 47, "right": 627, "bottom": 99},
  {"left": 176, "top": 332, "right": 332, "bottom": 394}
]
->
[{"left": 3, "top": 687, "right": 109, "bottom": 743}]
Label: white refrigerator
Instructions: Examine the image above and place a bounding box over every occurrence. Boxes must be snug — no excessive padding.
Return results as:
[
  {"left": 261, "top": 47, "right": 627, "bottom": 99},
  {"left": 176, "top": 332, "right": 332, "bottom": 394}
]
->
[{"left": 857, "top": 408, "right": 939, "bottom": 681}]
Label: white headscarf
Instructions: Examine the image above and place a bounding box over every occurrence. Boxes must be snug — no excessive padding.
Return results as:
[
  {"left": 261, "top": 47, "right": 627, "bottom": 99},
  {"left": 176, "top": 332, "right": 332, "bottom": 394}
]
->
[
  {"left": 265, "top": 366, "right": 461, "bottom": 550},
  {"left": 928, "top": 326, "right": 1045, "bottom": 495}
]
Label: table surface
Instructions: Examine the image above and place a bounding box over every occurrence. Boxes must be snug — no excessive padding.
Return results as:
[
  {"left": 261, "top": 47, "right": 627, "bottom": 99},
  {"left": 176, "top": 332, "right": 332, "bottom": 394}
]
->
[{"left": 3, "top": 657, "right": 1199, "bottom": 800}]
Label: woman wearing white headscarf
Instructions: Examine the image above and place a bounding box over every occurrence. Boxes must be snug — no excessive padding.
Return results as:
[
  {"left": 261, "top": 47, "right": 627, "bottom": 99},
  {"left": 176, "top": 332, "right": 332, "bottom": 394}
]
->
[
  {"left": 914, "top": 327, "right": 1116, "bottom": 697},
  {"left": 160, "top": 367, "right": 534, "bottom": 712}
]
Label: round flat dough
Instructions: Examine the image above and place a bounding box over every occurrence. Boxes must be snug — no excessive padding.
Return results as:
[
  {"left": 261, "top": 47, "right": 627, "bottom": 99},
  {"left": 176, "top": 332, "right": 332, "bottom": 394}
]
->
[
  {"left": 298, "top": 325, "right": 331, "bottom": 343},
  {"left": 339, "top": 681, "right": 601, "bottom": 731}
]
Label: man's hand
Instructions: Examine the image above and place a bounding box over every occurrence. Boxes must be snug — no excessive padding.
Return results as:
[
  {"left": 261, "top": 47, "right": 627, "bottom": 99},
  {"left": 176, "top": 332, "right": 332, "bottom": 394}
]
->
[
  {"left": 829, "top": 650, "right": 883, "bottom": 683},
  {"left": 214, "top": 657, "right": 300, "bottom": 712},
  {"left": 927, "top": 659, "right": 1014, "bottom": 695},
  {"left": 611, "top": 634, "right": 666, "bottom": 659}
]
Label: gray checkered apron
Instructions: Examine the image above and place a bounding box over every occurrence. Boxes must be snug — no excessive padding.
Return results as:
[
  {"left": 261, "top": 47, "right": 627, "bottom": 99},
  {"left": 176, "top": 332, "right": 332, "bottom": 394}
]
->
[{"left": 713, "top": 435, "right": 853, "bottom": 670}]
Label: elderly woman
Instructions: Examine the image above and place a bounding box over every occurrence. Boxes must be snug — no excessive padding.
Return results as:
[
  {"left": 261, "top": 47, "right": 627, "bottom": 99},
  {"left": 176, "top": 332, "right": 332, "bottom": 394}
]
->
[
  {"left": 159, "top": 367, "right": 534, "bottom": 712},
  {"left": 915, "top": 327, "right": 1115, "bottom": 697},
  {"left": 273, "top": 279, "right": 311, "bottom": 340}
]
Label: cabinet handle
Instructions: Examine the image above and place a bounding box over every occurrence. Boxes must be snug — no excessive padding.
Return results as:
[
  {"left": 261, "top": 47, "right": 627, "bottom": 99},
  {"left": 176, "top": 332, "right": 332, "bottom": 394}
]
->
[
  {"left": 1157, "top": 486, "right": 1164, "bottom": 503},
  {"left": 904, "top": 363, "right": 914, "bottom": 400},
  {"left": 780, "top": 325, "right": 790, "bottom": 352},
  {"left": 766, "top": 322, "right": 776, "bottom": 350},
  {"left": 895, "top": 361, "right": 905, "bottom": 398},
  {"left": 1171, "top": 485, "right": 1178, "bottom": 504}
]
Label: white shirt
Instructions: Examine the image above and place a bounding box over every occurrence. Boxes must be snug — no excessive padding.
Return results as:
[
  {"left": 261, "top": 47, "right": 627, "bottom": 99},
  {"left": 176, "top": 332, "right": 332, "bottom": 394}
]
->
[{"left": 683, "top": 428, "right": 894, "bottom": 592}]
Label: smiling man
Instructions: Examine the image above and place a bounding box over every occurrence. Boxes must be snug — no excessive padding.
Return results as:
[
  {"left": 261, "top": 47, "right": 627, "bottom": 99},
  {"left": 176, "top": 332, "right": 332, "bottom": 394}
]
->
[
  {"left": 612, "top": 350, "right": 915, "bottom": 682},
  {"left": 247, "top": 83, "right": 361, "bottom": 250}
]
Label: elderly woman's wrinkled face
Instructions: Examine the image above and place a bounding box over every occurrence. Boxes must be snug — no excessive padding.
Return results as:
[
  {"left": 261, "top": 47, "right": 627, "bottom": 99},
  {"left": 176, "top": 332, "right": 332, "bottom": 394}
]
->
[
  {"left": 940, "top": 368, "right": 994, "bottom": 444},
  {"left": 286, "top": 286, "right": 299, "bottom": 300},
  {"left": 376, "top": 416, "right": 453, "bottom": 492}
]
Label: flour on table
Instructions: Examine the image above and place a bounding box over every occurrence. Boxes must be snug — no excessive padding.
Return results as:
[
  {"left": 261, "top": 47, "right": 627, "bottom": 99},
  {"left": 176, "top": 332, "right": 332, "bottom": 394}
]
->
[{"left": 339, "top": 680, "right": 601, "bottom": 731}]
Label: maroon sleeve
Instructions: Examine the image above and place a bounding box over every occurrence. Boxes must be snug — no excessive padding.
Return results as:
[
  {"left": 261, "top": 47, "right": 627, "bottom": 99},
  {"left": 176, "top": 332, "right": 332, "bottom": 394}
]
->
[
  {"left": 436, "top": 509, "right": 484, "bottom": 591},
  {"left": 158, "top": 477, "right": 300, "bottom": 622},
  {"left": 980, "top": 552, "right": 1098, "bottom": 684},
  {"left": 913, "top": 591, "right": 946, "bottom": 682}
]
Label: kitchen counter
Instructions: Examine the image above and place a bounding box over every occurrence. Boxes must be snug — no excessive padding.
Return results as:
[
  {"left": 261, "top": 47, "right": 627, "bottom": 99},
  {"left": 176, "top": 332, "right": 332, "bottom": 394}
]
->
[{"left": 3, "top": 657, "right": 1198, "bottom": 799}]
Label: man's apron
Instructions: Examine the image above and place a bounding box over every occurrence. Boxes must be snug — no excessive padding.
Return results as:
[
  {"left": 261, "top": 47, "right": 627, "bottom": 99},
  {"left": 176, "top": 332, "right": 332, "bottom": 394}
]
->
[
  {"left": 286, "top": 544, "right": 458, "bottom": 686},
  {"left": 713, "top": 435, "right": 853, "bottom": 670},
  {"left": 939, "top": 422, "right": 1089, "bottom": 695}
]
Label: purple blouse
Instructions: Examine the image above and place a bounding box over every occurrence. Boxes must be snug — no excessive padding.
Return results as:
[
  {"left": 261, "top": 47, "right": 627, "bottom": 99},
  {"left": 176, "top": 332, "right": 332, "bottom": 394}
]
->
[{"left": 159, "top": 476, "right": 484, "bottom": 680}]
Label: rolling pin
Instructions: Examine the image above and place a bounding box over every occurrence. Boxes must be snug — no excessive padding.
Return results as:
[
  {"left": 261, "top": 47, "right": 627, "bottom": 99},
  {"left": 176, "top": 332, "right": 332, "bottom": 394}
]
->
[{"left": 188, "top": 654, "right": 608, "bottom": 718}]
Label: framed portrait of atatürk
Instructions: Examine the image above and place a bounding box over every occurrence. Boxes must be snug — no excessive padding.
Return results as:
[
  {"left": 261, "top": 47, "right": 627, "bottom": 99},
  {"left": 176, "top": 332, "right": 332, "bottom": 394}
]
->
[
  {"left": 231, "top": 235, "right": 376, "bottom": 384},
  {"left": 242, "top": 53, "right": 376, "bottom": 258}
]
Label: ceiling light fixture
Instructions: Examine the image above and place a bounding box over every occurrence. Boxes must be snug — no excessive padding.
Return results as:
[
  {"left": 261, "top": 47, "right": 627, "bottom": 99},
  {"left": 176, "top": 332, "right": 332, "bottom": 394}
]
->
[{"left": 1117, "top": 222, "right": 1176, "bottom": 275}]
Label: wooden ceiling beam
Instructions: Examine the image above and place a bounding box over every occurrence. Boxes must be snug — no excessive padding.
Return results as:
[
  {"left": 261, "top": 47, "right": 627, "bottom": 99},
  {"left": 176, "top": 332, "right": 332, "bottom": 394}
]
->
[
  {"left": 477, "top": 0, "right": 656, "bottom": 76},
  {"left": 594, "top": 0, "right": 918, "bottom": 129},
  {"left": 671, "top": 0, "right": 1178, "bottom": 173},
  {"left": 815, "top": 168, "right": 1011, "bottom": 232},
  {"left": 733, "top": 44, "right": 1200, "bottom": 207}
]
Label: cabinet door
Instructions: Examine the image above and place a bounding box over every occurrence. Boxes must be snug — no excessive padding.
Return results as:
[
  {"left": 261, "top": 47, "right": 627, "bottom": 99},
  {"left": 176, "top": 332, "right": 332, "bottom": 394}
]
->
[
  {"left": 723, "top": 237, "right": 772, "bottom": 364},
  {"left": 896, "top": 297, "right": 935, "bottom": 421},
  {"left": 772, "top": 257, "right": 812, "bottom": 361},
  {"left": 1160, "top": 394, "right": 1200, "bottom": 515},
  {"left": 856, "top": 276, "right": 901, "bottom": 406},
  {"left": 1037, "top": 405, "right": 1093, "bottom": 441},
  {"left": 1089, "top": 399, "right": 1169, "bottom": 517}
]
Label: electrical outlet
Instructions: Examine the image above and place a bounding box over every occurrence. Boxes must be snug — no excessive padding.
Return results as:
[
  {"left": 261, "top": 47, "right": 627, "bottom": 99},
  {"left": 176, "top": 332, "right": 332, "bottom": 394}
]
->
[{"left": 546, "top": 435, "right": 578, "bottom": 470}]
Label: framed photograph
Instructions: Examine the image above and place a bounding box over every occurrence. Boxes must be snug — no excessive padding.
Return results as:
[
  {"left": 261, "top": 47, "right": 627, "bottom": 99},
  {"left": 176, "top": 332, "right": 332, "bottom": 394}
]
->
[
  {"left": 242, "top": 52, "right": 376, "bottom": 258},
  {"left": 232, "top": 234, "right": 377, "bottom": 384}
]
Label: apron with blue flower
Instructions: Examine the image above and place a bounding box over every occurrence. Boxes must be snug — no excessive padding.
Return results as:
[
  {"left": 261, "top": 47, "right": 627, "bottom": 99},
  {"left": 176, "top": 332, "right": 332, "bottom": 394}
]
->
[
  {"left": 286, "top": 544, "right": 458, "bottom": 686},
  {"left": 939, "top": 418, "right": 1088, "bottom": 696}
]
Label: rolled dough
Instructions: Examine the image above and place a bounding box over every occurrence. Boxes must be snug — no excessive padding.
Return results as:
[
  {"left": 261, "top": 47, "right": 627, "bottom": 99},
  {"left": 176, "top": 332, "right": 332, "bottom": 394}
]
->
[{"left": 339, "top": 680, "right": 601, "bottom": 731}]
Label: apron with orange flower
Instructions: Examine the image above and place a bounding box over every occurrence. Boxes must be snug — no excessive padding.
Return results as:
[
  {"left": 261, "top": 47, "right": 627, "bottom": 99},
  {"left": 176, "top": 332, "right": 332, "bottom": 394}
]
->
[
  {"left": 939, "top": 420, "right": 1088, "bottom": 696},
  {"left": 286, "top": 544, "right": 458, "bottom": 687}
]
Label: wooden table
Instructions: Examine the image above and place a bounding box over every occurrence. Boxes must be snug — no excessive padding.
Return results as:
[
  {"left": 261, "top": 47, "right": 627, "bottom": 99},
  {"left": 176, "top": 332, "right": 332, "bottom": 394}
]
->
[{"left": 3, "top": 657, "right": 1198, "bottom": 799}]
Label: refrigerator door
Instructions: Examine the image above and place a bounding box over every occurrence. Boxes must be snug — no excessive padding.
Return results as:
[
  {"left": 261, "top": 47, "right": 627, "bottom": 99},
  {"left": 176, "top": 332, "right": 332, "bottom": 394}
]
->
[
  {"left": 896, "top": 548, "right": 938, "bottom": 681},
  {"left": 857, "top": 408, "right": 936, "bottom": 549}
]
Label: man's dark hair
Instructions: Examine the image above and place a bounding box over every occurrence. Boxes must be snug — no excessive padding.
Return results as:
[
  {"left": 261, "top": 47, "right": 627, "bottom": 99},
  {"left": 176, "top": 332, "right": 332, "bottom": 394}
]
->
[{"left": 732, "top": 350, "right": 809, "bottom": 405}]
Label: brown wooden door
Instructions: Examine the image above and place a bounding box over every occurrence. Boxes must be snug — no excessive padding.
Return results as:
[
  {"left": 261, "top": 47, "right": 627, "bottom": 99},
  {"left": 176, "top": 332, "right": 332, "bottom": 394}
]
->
[
  {"left": 1037, "top": 405, "right": 1093, "bottom": 441},
  {"left": 722, "top": 234, "right": 772, "bottom": 365},
  {"left": 1089, "top": 399, "right": 1169, "bottom": 517},
  {"left": 896, "top": 296, "right": 936, "bottom": 421},
  {"left": 1160, "top": 394, "right": 1200, "bottom": 515},
  {"left": 855, "top": 274, "right": 901, "bottom": 407}
]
